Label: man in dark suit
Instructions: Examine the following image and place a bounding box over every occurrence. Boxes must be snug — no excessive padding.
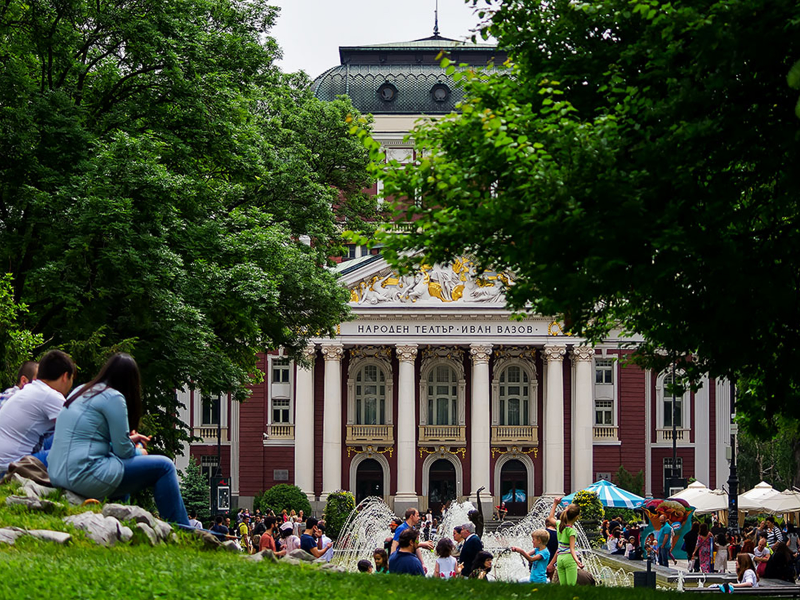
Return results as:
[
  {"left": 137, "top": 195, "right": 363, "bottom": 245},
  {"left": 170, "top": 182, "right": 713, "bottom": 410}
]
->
[{"left": 458, "top": 521, "right": 483, "bottom": 577}]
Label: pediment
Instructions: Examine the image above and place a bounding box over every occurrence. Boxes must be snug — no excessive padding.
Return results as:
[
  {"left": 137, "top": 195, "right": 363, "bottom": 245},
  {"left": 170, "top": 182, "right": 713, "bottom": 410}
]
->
[{"left": 342, "top": 255, "right": 509, "bottom": 306}]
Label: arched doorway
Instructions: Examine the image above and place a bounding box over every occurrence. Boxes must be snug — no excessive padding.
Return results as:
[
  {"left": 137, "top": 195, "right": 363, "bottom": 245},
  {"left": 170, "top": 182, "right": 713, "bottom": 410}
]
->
[
  {"left": 500, "top": 459, "right": 528, "bottom": 516},
  {"left": 428, "top": 459, "right": 457, "bottom": 516},
  {"left": 355, "top": 458, "right": 384, "bottom": 503}
]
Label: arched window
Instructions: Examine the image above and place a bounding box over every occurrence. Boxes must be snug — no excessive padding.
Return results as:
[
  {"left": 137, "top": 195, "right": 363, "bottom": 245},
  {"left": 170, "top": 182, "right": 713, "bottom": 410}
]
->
[
  {"left": 499, "top": 365, "right": 530, "bottom": 426},
  {"left": 427, "top": 365, "right": 458, "bottom": 425},
  {"left": 355, "top": 364, "right": 386, "bottom": 425}
]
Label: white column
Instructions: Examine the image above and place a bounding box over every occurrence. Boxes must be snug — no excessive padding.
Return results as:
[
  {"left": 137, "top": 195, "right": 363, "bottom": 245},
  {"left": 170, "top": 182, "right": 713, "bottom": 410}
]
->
[
  {"left": 470, "top": 344, "right": 493, "bottom": 508},
  {"left": 645, "top": 369, "right": 653, "bottom": 497},
  {"left": 395, "top": 344, "right": 419, "bottom": 512},
  {"left": 694, "top": 375, "right": 710, "bottom": 485},
  {"left": 544, "top": 345, "right": 567, "bottom": 496},
  {"left": 715, "top": 379, "right": 731, "bottom": 489},
  {"left": 320, "top": 343, "right": 344, "bottom": 499},
  {"left": 571, "top": 346, "right": 595, "bottom": 491},
  {"left": 174, "top": 387, "right": 192, "bottom": 475},
  {"left": 294, "top": 343, "right": 316, "bottom": 501}
]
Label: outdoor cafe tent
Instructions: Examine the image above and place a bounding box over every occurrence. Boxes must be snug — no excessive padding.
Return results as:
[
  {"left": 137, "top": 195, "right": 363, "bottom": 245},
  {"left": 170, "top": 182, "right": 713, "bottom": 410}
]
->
[
  {"left": 761, "top": 489, "right": 800, "bottom": 515},
  {"left": 669, "top": 481, "right": 728, "bottom": 514},
  {"left": 738, "top": 481, "right": 781, "bottom": 512},
  {"left": 560, "top": 479, "right": 645, "bottom": 509}
]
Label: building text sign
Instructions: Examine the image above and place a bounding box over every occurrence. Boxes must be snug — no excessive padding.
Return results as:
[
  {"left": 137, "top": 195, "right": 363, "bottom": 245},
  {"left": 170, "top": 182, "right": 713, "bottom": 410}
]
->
[{"left": 341, "top": 319, "right": 559, "bottom": 337}]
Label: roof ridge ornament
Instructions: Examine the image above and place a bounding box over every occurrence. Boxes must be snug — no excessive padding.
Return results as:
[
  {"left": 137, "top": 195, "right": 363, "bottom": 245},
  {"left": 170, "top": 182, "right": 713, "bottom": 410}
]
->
[{"left": 433, "top": 0, "right": 440, "bottom": 37}]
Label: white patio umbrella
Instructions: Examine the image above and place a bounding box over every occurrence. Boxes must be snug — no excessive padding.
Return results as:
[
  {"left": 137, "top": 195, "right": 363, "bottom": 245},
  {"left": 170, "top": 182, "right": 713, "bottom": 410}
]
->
[
  {"left": 761, "top": 489, "right": 800, "bottom": 514},
  {"left": 738, "top": 481, "right": 781, "bottom": 512},
  {"left": 669, "top": 481, "right": 728, "bottom": 514}
]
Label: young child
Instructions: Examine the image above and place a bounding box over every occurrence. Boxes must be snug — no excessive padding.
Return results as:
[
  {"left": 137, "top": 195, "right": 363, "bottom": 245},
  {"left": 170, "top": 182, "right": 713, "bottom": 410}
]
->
[
  {"left": 555, "top": 499, "right": 584, "bottom": 585},
  {"left": 373, "top": 548, "right": 389, "bottom": 574},
  {"left": 715, "top": 533, "right": 729, "bottom": 573},
  {"left": 357, "top": 559, "right": 374, "bottom": 573},
  {"left": 433, "top": 538, "right": 459, "bottom": 579},
  {"left": 511, "top": 529, "right": 551, "bottom": 584},
  {"left": 624, "top": 536, "right": 636, "bottom": 560},
  {"left": 644, "top": 533, "right": 657, "bottom": 564}
]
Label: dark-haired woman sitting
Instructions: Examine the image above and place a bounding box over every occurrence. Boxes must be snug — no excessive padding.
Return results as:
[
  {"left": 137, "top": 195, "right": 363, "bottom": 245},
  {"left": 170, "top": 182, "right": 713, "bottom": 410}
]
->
[{"left": 48, "top": 354, "right": 189, "bottom": 526}]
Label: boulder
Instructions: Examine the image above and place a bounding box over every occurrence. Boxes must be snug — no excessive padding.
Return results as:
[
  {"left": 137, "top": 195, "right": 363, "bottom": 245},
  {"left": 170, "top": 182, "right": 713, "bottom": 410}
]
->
[
  {"left": 11, "top": 474, "right": 58, "bottom": 499},
  {"left": 244, "top": 549, "right": 278, "bottom": 563},
  {"left": 64, "top": 512, "right": 125, "bottom": 547},
  {"left": 319, "top": 563, "right": 346, "bottom": 573},
  {"left": 102, "top": 504, "right": 157, "bottom": 529},
  {"left": 5, "top": 495, "right": 58, "bottom": 511},
  {"left": 64, "top": 491, "right": 89, "bottom": 506},
  {"left": 281, "top": 556, "right": 302, "bottom": 566},
  {"left": 119, "top": 525, "right": 134, "bottom": 543},
  {"left": 27, "top": 530, "right": 72, "bottom": 545},
  {"left": 135, "top": 523, "right": 159, "bottom": 546},
  {"left": 152, "top": 519, "right": 173, "bottom": 541},
  {"left": 288, "top": 548, "right": 316, "bottom": 562},
  {"left": 221, "top": 540, "right": 241, "bottom": 552},
  {"left": 193, "top": 529, "right": 223, "bottom": 549},
  {"left": 0, "top": 527, "right": 26, "bottom": 545}
]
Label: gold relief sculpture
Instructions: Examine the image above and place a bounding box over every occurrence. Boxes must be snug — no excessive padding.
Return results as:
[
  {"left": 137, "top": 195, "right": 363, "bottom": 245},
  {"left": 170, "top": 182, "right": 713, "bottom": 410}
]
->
[
  {"left": 347, "top": 445, "right": 394, "bottom": 458},
  {"left": 419, "top": 446, "right": 466, "bottom": 459},
  {"left": 350, "top": 289, "right": 359, "bottom": 302},
  {"left": 491, "top": 447, "right": 539, "bottom": 459},
  {"left": 451, "top": 284, "right": 465, "bottom": 301}
]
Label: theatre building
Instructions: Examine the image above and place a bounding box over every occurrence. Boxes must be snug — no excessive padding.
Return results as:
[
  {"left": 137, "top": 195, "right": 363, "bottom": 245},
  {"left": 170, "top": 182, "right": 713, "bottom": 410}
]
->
[{"left": 176, "top": 33, "right": 734, "bottom": 515}]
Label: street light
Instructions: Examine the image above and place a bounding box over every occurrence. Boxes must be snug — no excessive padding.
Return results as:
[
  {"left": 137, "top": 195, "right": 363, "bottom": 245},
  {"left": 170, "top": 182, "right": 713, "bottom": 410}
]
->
[{"left": 727, "top": 381, "right": 740, "bottom": 536}]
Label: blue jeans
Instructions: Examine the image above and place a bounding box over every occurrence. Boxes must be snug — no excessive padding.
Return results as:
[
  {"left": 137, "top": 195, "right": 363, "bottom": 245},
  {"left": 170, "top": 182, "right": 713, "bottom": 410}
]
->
[
  {"left": 112, "top": 455, "right": 189, "bottom": 527},
  {"left": 30, "top": 432, "right": 54, "bottom": 467}
]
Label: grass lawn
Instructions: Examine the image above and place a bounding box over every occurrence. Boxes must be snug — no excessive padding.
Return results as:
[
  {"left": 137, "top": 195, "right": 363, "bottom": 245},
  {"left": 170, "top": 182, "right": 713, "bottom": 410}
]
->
[{"left": 0, "top": 482, "right": 678, "bottom": 599}]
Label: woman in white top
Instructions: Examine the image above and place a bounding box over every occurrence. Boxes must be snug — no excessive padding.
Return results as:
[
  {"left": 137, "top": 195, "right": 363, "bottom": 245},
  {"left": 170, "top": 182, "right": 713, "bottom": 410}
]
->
[
  {"left": 433, "top": 538, "right": 459, "bottom": 579},
  {"left": 732, "top": 553, "right": 759, "bottom": 589},
  {"left": 714, "top": 533, "right": 729, "bottom": 573}
]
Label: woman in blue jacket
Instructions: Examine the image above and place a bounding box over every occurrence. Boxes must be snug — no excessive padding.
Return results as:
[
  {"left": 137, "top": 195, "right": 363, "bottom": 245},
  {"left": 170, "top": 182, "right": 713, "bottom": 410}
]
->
[{"left": 48, "top": 353, "right": 189, "bottom": 526}]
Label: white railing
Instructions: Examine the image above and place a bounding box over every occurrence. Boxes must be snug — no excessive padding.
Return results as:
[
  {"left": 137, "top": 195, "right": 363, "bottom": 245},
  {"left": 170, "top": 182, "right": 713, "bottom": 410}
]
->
[
  {"left": 419, "top": 425, "right": 466, "bottom": 445},
  {"left": 491, "top": 425, "right": 539, "bottom": 446},
  {"left": 346, "top": 424, "right": 394, "bottom": 445},
  {"left": 593, "top": 425, "right": 619, "bottom": 441},
  {"left": 193, "top": 426, "right": 228, "bottom": 442},
  {"left": 656, "top": 428, "right": 690, "bottom": 443},
  {"left": 265, "top": 424, "right": 295, "bottom": 440}
]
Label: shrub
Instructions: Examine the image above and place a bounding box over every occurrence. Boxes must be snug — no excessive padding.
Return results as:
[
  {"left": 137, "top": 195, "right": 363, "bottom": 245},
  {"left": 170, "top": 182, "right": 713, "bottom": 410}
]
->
[
  {"left": 572, "top": 490, "right": 604, "bottom": 524},
  {"left": 179, "top": 457, "right": 210, "bottom": 525},
  {"left": 254, "top": 484, "right": 311, "bottom": 517},
  {"left": 323, "top": 490, "right": 356, "bottom": 540},
  {"left": 605, "top": 507, "right": 638, "bottom": 523},
  {"left": 615, "top": 465, "right": 645, "bottom": 497}
]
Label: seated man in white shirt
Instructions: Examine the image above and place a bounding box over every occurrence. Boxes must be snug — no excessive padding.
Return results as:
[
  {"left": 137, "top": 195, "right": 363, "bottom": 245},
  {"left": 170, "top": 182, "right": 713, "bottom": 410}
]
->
[
  {"left": 0, "top": 361, "right": 38, "bottom": 411},
  {"left": 0, "top": 349, "right": 75, "bottom": 473}
]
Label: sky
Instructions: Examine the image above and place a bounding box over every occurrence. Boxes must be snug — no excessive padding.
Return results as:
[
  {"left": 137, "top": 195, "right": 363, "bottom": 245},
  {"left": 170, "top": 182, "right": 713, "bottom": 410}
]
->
[{"left": 268, "top": 0, "right": 488, "bottom": 79}]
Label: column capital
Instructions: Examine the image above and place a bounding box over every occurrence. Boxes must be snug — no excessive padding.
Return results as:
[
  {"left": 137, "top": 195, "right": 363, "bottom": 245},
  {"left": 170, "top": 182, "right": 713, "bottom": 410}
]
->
[
  {"left": 395, "top": 344, "right": 418, "bottom": 363},
  {"left": 320, "top": 344, "right": 344, "bottom": 362},
  {"left": 543, "top": 344, "right": 567, "bottom": 362},
  {"left": 570, "top": 346, "right": 595, "bottom": 362},
  {"left": 469, "top": 343, "right": 493, "bottom": 364},
  {"left": 301, "top": 343, "right": 317, "bottom": 361}
]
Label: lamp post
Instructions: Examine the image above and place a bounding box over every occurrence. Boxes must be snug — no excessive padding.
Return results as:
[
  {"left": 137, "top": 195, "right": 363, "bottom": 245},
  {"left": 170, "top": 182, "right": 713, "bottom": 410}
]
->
[{"left": 727, "top": 381, "right": 740, "bottom": 536}]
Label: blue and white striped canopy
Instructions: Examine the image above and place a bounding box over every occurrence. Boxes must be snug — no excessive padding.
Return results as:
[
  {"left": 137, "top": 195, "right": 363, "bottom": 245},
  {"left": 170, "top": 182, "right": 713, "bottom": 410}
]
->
[{"left": 560, "top": 479, "right": 645, "bottom": 509}]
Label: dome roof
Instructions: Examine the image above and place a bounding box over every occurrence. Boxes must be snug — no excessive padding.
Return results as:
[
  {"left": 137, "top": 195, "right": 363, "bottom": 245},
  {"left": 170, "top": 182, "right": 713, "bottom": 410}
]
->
[{"left": 312, "top": 35, "right": 506, "bottom": 115}]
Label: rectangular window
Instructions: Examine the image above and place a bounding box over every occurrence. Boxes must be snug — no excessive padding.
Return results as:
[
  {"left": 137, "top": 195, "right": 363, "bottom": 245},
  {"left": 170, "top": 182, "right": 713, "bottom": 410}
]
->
[
  {"left": 201, "top": 395, "right": 220, "bottom": 426},
  {"left": 272, "top": 398, "right": 290, "bottom": 424},
  {"left": 272, "top": 359, "right": 290, "bottom": 383},
  {"left": 595, "top": 359, "right": 613, "bottom": 384},
  {"left": 201, "top": 456, "right": 219, "bottom": 481},
  {"left": 663, "top": 396, "right": 683, "bottom": 428},
  {"left": 664, "top": 457, "right": 683, "bottom": 479},
  {"left": 595, "top": 399, "right": 613, "bottom": 426}
]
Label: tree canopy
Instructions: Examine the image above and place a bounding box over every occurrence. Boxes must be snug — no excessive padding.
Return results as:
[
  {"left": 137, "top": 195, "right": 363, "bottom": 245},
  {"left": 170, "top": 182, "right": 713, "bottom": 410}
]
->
[
  {"left": 366, "top": 0, "right": 800, "bottom": 435},
  {"left": 0, "top": 0, "right": 375, "bottom": 453}
]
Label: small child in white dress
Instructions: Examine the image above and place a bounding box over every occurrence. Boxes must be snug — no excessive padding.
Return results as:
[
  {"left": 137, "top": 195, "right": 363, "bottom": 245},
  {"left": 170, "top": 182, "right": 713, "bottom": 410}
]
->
[{"left": 433, "top": 538, "right": 459, "bottom": 579}]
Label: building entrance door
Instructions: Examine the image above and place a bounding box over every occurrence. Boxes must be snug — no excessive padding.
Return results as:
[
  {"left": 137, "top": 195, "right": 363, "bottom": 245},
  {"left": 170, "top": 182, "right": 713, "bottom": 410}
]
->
[
  {"left": 500, "top": 459, "right": 528, "bottom": 516},
  {"left": 428, "top": 459, "right": 456, "bottom": 516},
  {"left": 355, "top": 459, "right": 383, "bottom": 504}
]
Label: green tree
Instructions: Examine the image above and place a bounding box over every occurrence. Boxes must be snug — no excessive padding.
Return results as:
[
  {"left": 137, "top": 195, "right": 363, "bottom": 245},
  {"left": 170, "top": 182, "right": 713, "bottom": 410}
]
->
[
  {"left": 254, "top": 484, "right": 312, "bottom": 517},
  {"left": 0, "top": 0, "right": 375, "bottom": 454},
  {"left": 615, "top": 465, "right": 644, "bottom": 498},
  {"left": 323, "top": 490, "right": 356, "bottom": 540},
  {"left": 180, "top": 458, "right": 211, "bottom": 526},
  {"left": 737, "top": 418, "right": 800, "bottom": 490},
  {"left": 362, "top": 0, "right": 800, "bottom": 437},
  {"left": 0, "top": 275, "right": 43, "bottom": 390}
]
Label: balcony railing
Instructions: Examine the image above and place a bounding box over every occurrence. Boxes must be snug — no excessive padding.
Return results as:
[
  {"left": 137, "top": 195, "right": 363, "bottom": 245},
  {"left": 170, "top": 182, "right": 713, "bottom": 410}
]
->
[
  {"left": 265, "top": 424, "right": 295, "bottom": 440},
  {"left": 346, "top": 424, "right": 394, "bottom": 446},
  {"left": 491, "top": 425, "right": 538, "bottom": 446},
  {"left": 656, "top": 428, "right": 690, "bottom": 444},
  {"left": 193, "top": 426, "right": 228, "bottom": 442},
  {"left": 418, "top": 425, "right": 466, "bottom": 445},
  {"left": 593, "top": 425, "right": 619, "bottom": 442}
]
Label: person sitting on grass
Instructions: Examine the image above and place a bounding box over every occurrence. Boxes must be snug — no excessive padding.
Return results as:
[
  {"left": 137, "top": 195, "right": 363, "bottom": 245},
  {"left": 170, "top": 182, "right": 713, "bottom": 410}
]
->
[
  {"left": 469, "top": 551, "right": 494, "bottom": 580},
  {"left": 280, "top": 521, "right": 301, "bottom": 553},
  {"left": 388, "top": 528, "right": 425, "bottom": 576},
  {"left": 357, "top": 559, "right": 373, "bottom": 573},
  {"left": 373, "top": 548, "right": 389, "bottom": 573},
  {"left": 47, "top": 353, "right": 189, "bottom": 527},
  {"left": 512, "top": 529, "right": 551, "bottom": 584}
]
